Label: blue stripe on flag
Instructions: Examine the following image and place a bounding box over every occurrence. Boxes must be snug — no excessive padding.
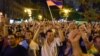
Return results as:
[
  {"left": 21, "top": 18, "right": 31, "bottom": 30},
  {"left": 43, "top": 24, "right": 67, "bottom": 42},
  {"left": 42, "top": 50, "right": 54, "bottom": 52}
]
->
[{"left": 52, "top": 0, "right": 63, "bottom": 5}]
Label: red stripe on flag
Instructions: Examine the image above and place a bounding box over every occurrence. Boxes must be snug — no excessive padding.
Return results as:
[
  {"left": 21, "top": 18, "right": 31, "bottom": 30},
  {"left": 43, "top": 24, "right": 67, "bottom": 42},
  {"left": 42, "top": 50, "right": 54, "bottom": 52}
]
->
[{"left": 47, "top": 0, "right": 56, "bottom": 6}]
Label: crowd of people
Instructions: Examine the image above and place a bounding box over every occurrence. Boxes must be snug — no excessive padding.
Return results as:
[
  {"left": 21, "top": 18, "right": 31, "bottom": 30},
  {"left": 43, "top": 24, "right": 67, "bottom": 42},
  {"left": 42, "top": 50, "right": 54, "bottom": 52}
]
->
[{"left": 0, "top": 21, "right": 100, "bottom": 56}]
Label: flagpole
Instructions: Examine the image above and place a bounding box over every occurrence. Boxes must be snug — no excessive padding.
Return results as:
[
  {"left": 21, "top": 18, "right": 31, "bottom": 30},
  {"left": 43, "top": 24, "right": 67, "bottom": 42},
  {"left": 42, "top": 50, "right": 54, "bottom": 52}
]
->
[{"left": 47, "top": 3, "right": 54, "bottom": 21}]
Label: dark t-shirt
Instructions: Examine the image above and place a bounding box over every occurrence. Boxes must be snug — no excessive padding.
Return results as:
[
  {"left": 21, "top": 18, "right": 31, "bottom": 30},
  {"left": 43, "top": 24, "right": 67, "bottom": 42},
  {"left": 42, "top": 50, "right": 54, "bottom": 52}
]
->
[
  {"left": 94, "top": 53, "right": 100, "bottom": 56},
  {"left": 79, "top": 38, "right": 87, "bottom": 53},
  {"left": 0, "top": 45, "right": 28, "bottom": 56},
  {"left": 58, "top": 39, "right": 72, "bottom": 56},
  {"left": 0, "top": 40, "right": 4, "bottom": 53}
]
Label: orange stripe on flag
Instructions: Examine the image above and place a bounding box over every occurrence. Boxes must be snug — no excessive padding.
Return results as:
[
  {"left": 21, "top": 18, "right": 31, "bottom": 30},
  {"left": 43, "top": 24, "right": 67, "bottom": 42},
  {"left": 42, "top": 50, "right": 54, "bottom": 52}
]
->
[{"left": 47, "top": 0, "right": 56, "bottom": 6}]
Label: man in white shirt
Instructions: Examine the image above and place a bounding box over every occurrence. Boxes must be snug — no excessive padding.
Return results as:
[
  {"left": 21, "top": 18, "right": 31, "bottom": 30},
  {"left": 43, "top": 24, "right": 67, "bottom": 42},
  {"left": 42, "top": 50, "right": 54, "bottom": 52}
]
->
[{"left": 41, "top": 28, "right": 64, "bottom": 56}]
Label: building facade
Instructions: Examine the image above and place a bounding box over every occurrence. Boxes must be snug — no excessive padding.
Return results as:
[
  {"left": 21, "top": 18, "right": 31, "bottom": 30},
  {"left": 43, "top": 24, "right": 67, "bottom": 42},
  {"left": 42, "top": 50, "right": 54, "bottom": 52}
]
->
[{"left": 0, "top": 0, "right": 33, "bottom": 19}]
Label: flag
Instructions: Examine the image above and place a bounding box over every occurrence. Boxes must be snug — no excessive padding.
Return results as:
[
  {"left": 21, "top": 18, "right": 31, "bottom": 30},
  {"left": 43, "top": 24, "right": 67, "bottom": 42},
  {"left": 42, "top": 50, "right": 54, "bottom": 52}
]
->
[{"left": 47, "top": 0, "right": 63, "bottom": 9}]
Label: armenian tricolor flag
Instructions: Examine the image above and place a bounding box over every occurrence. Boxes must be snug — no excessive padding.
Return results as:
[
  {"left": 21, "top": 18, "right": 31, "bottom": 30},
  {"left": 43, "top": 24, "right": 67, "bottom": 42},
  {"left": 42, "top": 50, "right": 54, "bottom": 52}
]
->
[{"left": 47, "top": 0, "right": 63, "bottom": 9}]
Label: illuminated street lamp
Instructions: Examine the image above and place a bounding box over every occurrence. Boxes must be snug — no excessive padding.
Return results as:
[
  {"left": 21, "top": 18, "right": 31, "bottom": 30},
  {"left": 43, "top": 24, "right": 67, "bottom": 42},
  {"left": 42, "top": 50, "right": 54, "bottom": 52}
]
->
[
  {"left": 63, "top": 9, "right": 71, "bottom": 14},
  {"left": 38, "top": 15, "right": 43, "bottom": 21},
  {"left": 60, "top": 8, "right": 72, "bottom": 19},
  {"left": 62, "top": 8, "right": 71, "bottom": 17},
  {"left": 24, "top": 8, "right": 32, "bottom": 21}
]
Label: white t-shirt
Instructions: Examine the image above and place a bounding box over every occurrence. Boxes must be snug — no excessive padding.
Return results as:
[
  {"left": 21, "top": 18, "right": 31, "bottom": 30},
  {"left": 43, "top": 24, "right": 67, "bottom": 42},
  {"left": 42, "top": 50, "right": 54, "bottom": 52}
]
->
[{"left": 41, "top": 38, "right": 61, "bottom": 56}]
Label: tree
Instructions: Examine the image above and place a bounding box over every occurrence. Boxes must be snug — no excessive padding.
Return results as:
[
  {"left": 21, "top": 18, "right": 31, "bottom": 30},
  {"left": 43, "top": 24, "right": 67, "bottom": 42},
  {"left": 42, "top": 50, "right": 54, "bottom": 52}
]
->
[
  {"left": 67, "top": 11, "right": 84, "bottom": 21},
  {"left": 78, "top": 0, "right": 100, "bottom": 20}
]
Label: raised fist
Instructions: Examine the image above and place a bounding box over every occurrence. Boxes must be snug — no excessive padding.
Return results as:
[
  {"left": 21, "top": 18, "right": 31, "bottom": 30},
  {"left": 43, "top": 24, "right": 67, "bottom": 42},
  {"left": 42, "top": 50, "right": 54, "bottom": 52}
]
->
[{"left": 68, "top": 29, "right": 81, "bottom": 43}]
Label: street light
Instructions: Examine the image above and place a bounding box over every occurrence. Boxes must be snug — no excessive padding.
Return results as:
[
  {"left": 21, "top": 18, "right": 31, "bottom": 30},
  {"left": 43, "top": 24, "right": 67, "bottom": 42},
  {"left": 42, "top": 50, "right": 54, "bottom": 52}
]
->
[
  {"left": 24, "top": 8, "right": 32, "bottom": 22},
  {"left": 62, "top": 9, "right": 71, "bottom": 14},
  {"left": 38, "top": 15, "right": 42, "bottom": 21},
  {"left": 60, "top": 8, "right": 72, "bottom": 18}
]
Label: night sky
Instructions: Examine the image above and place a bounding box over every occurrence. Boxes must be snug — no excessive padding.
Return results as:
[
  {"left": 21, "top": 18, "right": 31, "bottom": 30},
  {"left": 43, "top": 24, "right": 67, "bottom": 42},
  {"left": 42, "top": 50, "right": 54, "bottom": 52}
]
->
[
  {"left": 31, "top": 0, "right": 99, "bottom": 19},
  {"left": 31, "top": 0, "right": 46, "bottom": 4},
  {"left": 31, "top": 0, "right": 47, "bottom": 8}
]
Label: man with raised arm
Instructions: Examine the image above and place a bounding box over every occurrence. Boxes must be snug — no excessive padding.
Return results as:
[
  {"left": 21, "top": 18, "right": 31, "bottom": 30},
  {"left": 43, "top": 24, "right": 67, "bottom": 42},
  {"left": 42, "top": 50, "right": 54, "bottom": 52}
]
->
[{"left": 68, "top": 29, "right": 100, "bottom": 56}]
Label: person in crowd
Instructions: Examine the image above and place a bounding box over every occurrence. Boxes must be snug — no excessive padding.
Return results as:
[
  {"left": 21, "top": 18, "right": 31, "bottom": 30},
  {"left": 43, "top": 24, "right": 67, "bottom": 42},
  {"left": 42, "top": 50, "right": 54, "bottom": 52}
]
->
[
  {"left": 17, "top": 34, "right": 29, "bottom": 50},
  {"left": 29, "top": 24, "right": 41, "bottom": 56},
  {"left": 0, "top": 35, "right": 4, "bottom": 53},
  {"left": 68, "top": 29, "right": 100, "bottom": 56},
  {"left": 0, "top": 34, "right": 28, "bottom": 56},
  {"left": 41, "top": 23, "right": 65, "bottom": 56}
]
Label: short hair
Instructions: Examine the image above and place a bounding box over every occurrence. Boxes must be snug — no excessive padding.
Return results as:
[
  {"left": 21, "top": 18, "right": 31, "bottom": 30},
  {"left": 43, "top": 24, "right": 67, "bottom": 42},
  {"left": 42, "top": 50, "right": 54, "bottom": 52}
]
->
[
  {"left": 40, "top": 32, "right": 45, "bottom": 38},
  {"left": 93, "top": 33, "right": 100, "bottom": 42},
  {"left": 45, "top": 29, "right": 52, "bottom": 36}
]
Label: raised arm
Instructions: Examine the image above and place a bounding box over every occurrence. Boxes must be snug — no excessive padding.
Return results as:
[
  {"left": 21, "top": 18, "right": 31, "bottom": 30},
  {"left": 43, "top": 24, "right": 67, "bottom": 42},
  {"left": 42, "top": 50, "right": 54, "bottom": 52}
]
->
[
  {"left": 68, "top": 29, "right": 93, "bottom": 56},
  {"left": 33, "top": 23, "right": 41, "bottom": 41},
  {"left": 80, "top": 25, "right": 93, "bottom": 50},
  {"left": 54, "top": 23, "right": 65, "bottom": 42},
  {"left": 58, "top": 28, "right": 65, "bottom": 42},
  {"left": 81, "top": 31, "right": 93, "bottom": 50},
  {"left": 68, "top": 29, "right": 83, "bottom": 56}
]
